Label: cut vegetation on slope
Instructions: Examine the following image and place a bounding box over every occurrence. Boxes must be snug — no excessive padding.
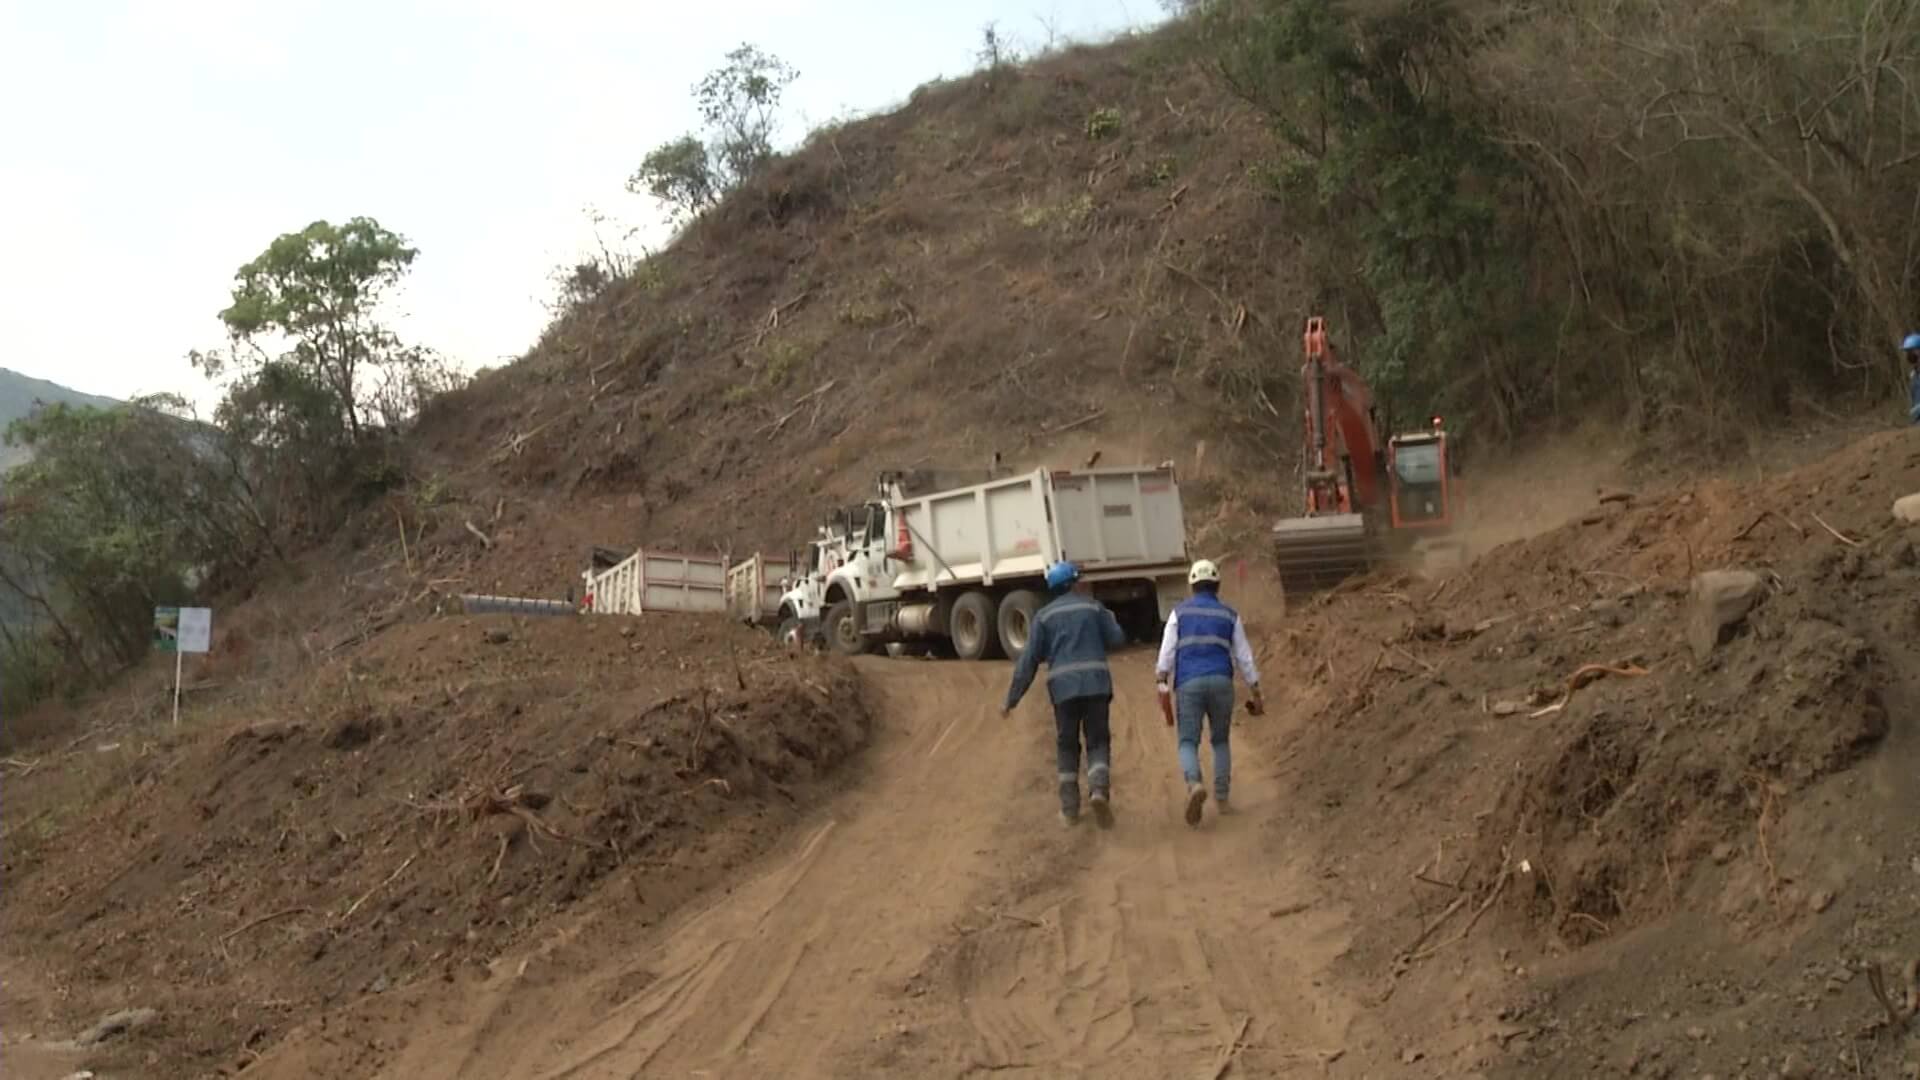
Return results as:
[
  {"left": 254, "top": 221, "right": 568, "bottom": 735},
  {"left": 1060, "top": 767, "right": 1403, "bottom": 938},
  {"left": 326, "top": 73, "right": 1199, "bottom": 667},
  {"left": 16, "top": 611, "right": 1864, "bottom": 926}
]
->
[{"left": 0, "top": 617, "right": 868, "bottom": 1077}]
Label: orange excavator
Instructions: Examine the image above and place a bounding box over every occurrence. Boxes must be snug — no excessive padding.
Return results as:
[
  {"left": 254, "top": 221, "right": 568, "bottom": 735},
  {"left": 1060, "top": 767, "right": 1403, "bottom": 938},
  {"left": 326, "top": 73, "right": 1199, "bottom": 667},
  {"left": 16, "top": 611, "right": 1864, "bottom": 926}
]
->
[{"left": 1271, "top": 316, "right": 1461, "bottom": 598}]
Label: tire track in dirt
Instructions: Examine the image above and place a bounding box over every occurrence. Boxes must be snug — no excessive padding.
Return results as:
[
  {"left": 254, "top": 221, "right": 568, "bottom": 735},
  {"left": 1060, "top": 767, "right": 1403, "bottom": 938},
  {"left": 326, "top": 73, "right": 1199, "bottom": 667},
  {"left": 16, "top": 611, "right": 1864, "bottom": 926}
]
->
[
  {"left": 878, "top": 658, "right": 1361, "bottom": 1079},
  {"left": 249, "top": 653, "right": 1363, "bottom": 1079},
  {"left": 249, "top": 660, "right": 1026, "bottom": 1078}
]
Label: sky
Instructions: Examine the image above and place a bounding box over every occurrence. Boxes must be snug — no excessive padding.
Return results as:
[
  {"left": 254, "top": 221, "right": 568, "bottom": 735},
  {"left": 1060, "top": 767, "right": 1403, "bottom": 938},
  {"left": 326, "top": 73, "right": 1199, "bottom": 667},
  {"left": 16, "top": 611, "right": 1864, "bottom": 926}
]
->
[{"left": 0, "top": 0, "right": 1159, "bottom": 412}]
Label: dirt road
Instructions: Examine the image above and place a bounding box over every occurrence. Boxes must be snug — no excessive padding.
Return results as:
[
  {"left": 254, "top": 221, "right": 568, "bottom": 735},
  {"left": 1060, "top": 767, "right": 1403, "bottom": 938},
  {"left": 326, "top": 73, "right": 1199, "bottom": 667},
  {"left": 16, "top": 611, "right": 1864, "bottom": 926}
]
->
[{"left": 250, "top": 652, "right": 1364, "bottom": 1078}]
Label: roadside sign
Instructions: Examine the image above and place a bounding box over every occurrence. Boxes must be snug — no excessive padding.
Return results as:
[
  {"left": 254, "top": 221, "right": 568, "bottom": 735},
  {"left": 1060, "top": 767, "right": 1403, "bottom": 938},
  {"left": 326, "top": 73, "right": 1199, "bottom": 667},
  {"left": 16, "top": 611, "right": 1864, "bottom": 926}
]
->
[
  {"left": 154, "top": 607, "right": 211, "bottom": 654},
  {"left": 155, "top": 606, "right": 212, "bottom": 725},
  {"left": 176, "top": 607, "right": 211, "bottom": 654}
]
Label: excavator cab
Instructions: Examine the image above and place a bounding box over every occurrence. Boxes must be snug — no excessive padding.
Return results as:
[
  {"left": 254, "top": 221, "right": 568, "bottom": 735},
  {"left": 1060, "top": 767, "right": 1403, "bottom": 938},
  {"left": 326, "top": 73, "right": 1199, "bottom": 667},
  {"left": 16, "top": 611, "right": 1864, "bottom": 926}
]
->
[{"left": 1385, "top": 417, "right": 1454, "bottom": 532}]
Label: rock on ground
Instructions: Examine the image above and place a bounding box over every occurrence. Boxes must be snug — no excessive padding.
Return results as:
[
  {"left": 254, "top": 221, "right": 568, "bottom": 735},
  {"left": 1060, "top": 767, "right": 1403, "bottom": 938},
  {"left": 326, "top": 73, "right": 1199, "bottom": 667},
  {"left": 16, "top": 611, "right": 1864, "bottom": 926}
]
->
[{"left": 1687, "top": 569, "right": 1765, "bottom": 661}]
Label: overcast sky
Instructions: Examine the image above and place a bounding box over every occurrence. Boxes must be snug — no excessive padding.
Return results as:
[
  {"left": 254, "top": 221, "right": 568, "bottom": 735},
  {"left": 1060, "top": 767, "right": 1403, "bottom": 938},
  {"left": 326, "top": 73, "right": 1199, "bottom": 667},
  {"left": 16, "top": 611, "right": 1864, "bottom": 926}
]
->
[{"left": 0, "top": 1, "right": 1157, "bottom": 411}]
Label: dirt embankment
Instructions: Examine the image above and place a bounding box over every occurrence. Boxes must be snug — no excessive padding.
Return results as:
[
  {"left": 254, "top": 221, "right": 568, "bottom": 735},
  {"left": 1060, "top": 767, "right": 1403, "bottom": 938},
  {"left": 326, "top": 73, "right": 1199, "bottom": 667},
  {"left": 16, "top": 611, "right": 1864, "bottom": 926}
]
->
[
  {"left": 7, "top": 428, "right": 1920, "bottom": 1079},
  {"left": 1250, "top": 428, "right": 1920, "bottom": 1076},
  {"left": 0, "top": 615, "right": 869, "bottom": 1078}
]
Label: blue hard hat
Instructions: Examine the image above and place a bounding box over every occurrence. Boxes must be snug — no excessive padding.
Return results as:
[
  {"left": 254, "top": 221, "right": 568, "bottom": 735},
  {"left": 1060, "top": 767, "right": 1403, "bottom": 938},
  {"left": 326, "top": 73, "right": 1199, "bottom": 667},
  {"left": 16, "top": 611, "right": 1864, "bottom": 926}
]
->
[
  {"left": 1903, "top": 332, "right": 1920, "bottom": 352},
  {"left": 1044, "top": 561, "right": 1080, "bottom": 592}
]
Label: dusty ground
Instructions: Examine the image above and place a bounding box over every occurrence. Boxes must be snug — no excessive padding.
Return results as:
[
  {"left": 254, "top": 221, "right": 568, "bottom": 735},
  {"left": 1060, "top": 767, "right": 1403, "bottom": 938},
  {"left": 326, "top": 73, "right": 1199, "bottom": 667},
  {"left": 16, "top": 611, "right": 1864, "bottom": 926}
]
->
[
  {"left": 201, "top": 654, "right": 1366, "bottom": 1079},
  {"left": 9, "top": 429, "right": 1920, "bottom": 1078},
  {"left": 0, "top": 615, "right": 871, "bottom": 1078}
]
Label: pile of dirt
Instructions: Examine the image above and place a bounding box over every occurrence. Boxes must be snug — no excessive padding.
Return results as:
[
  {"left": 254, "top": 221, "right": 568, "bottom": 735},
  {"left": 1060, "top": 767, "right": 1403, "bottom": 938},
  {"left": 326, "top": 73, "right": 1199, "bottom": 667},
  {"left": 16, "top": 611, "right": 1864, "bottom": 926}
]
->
[
  {"left": 1251, "top": 429, "right": 1920, "bottom": 1074},
  {"left": 0, "top": 613, "right": 869, "bottom": 1077}
]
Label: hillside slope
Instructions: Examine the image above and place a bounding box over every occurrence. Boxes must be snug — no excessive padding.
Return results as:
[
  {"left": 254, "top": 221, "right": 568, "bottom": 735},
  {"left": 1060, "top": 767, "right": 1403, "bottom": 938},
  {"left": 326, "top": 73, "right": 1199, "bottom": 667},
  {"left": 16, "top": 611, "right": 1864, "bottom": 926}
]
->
[
  {"left": 400, "top": 37, "right": 1313, "bottom": 597},
  {"left": 9, "top": 22, "right": 1920, "bottom": 1080},
  {"left": 0, "top": 367, "right": 116, "bottom": 471}
]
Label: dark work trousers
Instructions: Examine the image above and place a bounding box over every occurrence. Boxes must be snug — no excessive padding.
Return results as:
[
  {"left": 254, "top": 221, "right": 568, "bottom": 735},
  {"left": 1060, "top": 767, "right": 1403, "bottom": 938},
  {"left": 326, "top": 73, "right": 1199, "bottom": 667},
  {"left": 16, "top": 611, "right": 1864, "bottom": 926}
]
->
[{"left": 1054, "top": 694, "right": 1113, "bottom": 816}]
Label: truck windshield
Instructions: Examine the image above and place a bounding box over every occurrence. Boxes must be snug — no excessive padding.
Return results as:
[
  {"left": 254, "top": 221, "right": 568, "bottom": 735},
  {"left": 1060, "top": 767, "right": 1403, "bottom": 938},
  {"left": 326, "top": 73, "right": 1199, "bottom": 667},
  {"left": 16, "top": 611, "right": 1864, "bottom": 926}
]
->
[{"left": 1394, "top": 442, "right": 1443, "bottom": 486}]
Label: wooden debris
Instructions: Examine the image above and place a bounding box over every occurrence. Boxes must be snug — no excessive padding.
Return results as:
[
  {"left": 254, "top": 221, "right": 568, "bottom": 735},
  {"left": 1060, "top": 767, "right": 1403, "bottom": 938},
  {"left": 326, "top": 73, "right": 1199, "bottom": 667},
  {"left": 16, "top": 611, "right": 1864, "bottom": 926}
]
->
[
  {"left": 1861, "top": 956, "right": 1920, "bottom": 1033},
  {"left": 1210, "top": 1014, "right": 1254, "bottom": 1080},
  {"left": 1529, "top": 662, "right": 1650, "bottom": 718},
  {"left": 1810, "top": 511, "right": 1863, "bottom": 548},
  {"left": 1043, "top": 409, "right": 1106, "bottom": 435},
  {"left": 1732, "top": 509, "right": 1805, "bottom": 541},
  {"left": 220, "top": 907, "right": 312, "bottom": 948},
  {"left": 340, "top": 854, "right": 416, "bottom": 922}
]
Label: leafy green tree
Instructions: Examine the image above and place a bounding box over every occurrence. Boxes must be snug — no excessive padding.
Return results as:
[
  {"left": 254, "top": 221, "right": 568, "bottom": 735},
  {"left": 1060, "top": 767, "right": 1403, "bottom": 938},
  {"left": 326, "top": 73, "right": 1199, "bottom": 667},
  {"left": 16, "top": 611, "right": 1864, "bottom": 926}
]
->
[
  {"left": 0, "top": 397, "right": 265, "bottom": 682},
  {"left": 629, "top": 45, "right": 798, "bottom": 220},
  {"left": 198, "top": 217, "right": 424, "bottom": 441},
  {"left": 631, "top": 135, "right": 720, "bottom": 219},
  {"left": 1206, "top": 0, "right": 1528, "bottom": 434}
]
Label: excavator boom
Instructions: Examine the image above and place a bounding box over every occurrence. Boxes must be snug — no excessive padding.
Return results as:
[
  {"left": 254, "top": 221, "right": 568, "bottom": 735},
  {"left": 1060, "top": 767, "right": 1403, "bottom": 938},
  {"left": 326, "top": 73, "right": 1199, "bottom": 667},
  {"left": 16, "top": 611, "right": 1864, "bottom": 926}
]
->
[
  {"left": 1272, "top": 317, "right": 1463, "bottom": 601},
  {"left": 1272, "top": 317, "right": 1385, "bottom": 598}
]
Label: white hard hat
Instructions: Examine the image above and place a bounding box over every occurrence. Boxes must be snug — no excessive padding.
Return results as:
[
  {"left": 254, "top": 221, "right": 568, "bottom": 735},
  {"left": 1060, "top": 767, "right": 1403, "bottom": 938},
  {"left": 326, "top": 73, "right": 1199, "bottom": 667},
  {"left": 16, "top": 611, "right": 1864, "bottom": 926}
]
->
[{"left": 1188, "top": 559, "right": 1221, "bottom": 586}]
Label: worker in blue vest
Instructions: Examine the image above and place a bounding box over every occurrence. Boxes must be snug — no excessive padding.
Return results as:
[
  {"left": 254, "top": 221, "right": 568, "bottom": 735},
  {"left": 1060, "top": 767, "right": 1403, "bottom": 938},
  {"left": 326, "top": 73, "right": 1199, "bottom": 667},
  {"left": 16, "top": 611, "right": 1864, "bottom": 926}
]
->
[
  {"left": 1003, "top": 560, "right": 1127, "bottom": 828},
  {"left": 1155, "top": 559, "right": 1264, "bottom": 826},
  {"left": 1904, "top": 333, "right": 1920, "bottom": 423}
]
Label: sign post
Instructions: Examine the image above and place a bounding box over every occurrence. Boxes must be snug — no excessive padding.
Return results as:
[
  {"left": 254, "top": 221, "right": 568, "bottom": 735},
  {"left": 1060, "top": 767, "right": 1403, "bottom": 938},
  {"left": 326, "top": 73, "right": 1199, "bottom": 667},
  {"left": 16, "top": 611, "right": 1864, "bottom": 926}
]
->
[{"left": 154, "top": 606, "right": 212, "bottom": 726}]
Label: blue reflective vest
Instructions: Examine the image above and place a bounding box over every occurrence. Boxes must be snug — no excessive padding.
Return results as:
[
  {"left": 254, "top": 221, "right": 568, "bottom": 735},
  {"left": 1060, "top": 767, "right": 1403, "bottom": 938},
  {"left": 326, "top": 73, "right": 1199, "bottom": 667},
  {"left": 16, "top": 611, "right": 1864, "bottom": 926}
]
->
[{"left": 1172, "top": 593, "right": 1237, "bottom": 688}]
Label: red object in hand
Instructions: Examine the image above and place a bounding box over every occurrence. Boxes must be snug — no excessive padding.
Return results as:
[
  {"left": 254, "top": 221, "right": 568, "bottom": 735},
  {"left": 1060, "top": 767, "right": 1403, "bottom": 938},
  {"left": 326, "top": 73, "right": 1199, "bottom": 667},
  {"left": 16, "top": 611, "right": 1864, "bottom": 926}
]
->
[{"left": 1158, "top": 685, "right": 1174, "bottom": 727}]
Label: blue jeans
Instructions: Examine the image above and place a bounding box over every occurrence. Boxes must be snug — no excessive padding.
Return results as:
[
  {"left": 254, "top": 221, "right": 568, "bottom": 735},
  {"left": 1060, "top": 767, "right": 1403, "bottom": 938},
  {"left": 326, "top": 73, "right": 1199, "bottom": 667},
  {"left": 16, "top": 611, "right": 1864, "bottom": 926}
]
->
[
  {"left": 1055, "top": 694, "right": 1112, "bottom": 815},
  {"left": 1175, "top": 675, "right": 1233, "bottom": 799}
]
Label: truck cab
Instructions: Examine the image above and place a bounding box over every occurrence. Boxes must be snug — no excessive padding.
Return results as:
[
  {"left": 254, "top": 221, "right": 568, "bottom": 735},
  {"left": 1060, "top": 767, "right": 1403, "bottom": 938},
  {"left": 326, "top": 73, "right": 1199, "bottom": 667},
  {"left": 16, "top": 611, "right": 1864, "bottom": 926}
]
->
[
  {"left": 775, "top": 513, "right": 868, "bottom": 648},
  {"left": 817, "top": 500, "right": 901, "bottom": 654}
]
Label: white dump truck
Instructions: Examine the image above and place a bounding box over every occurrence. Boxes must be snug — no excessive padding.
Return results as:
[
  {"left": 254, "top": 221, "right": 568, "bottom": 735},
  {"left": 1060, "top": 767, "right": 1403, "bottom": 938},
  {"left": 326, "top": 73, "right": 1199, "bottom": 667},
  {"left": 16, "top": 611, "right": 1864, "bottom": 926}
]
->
[
  {"left": 723, "top": 552, "right": 799, "bottom": 629},
  {"left": 749, "top": 518, "right": 865, "bottom": 648},
  {"left": 814, "top": 465, "right": 1191, "bottom": 660},
  {"left": 580, "top": 549, "right": 727, "bottom": 615}
]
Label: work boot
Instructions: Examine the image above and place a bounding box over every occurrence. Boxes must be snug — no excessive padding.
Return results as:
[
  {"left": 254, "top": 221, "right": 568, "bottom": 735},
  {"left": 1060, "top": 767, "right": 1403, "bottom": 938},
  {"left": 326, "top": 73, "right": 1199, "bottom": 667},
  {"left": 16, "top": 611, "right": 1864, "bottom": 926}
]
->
[
  {"left": 1089, "top": 789, "right": 1114, "bottom": 829},
  {"left": 1184, "top": 783, "right": 1206, "bottom": 827},
  {"left": 1215, "top": 795, "right": 1234, "bottom": 816},
  {"left": 1060, "top": 809, "right": 1080, "bottom": 828}
]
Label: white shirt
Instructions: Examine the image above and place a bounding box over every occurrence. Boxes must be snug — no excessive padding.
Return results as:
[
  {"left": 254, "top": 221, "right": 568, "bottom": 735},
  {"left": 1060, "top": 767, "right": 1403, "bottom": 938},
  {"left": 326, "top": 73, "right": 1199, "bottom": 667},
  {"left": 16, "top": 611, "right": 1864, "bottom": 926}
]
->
[{"left": 1155, "top": 607, "right": 1260, "bottom": 688}]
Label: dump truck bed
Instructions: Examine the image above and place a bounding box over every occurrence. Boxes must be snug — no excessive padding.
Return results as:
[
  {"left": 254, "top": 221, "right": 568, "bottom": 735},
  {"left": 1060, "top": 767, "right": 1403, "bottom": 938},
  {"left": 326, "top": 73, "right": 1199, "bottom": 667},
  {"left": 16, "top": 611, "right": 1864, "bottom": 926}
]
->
[
  {"left": 886, "top": 466, "right": 1188, "bottom": 592},
  {"left": 582, "top": 550, "right": 727, "bottom": 616}
]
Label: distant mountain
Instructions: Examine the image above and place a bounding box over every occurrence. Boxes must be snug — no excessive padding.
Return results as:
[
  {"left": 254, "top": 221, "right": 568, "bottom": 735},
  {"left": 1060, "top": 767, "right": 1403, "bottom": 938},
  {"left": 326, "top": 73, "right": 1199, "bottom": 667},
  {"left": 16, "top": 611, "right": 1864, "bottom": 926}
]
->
[{"left": 0, "top": 368, "right": 118, "bottom": 471}]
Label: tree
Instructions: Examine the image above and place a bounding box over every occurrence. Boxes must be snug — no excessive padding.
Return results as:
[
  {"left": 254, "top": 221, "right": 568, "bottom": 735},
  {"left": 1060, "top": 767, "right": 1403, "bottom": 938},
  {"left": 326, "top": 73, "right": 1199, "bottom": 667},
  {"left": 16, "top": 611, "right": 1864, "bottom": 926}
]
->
[
  {"left": 0, "top": 397, "right": 265, "bottom": 682},
  {"left": 629, "top": 44, "right": 799, "bottom": 220},
  {"left": 631, "top": 135, "right": 720, "bottom": 219},
  {"left": 1208, "top": 0, "right": 1528, "bottom": 434},
  {"left": 201, "top": 217, "right": 424, "bottom": 441}
]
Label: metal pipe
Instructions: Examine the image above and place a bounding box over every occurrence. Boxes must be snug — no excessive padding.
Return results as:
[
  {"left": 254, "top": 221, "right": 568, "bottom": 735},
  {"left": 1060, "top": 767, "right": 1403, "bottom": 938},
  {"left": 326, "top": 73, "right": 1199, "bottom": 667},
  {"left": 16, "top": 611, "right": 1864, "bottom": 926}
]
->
[{"left": 458, "top": 595, "right": 577, "bottom": 617}]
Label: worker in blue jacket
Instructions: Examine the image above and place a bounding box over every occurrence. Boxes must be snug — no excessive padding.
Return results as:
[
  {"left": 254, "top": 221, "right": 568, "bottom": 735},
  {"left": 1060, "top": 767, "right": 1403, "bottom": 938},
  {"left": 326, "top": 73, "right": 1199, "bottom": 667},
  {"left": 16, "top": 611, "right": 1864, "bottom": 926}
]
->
[
  {"left": 1155, "top": 559, "right": 1264, "bottom": 827},
  {"left": 1904, "top": 333, "right": 1920, "bottom": 424},
  {"left": 1003, "top": 560, "right": 1127, "bottom": 828}
]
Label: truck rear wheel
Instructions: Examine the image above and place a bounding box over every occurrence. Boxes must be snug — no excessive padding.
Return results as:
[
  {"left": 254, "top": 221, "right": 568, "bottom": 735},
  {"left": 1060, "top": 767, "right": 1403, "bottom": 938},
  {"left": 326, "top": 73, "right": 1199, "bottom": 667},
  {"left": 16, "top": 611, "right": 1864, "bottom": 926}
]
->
[
  {"left": 996, "top": 590, "right": 1042, "bottom": 657},
  {"left": 824, "top": 600, "right": 866, "bottom": 657},
  {"left": 949, "top": 590, "right": 1003, "bottom": 661}
]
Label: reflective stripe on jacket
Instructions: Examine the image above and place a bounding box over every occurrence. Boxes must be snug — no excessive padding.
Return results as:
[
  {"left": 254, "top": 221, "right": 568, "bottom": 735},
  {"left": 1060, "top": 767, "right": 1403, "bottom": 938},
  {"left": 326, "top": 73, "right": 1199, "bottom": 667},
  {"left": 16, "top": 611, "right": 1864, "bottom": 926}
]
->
[
  {"left": 1171, "top": 593, "right": 1237, "bottom": 688},
  {"left": 1004, "top": 593, "right": 1126, "bottom": 709}
]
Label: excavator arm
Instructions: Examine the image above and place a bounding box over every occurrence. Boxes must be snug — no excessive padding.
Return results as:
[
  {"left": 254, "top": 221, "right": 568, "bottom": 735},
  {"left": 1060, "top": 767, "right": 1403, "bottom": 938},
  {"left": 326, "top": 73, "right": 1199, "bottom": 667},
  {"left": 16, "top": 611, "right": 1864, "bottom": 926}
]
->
[
  {"left": 1298, "top": 317, "right": 1385, "bottom": 515},
  {"left": 1275, "top": 317, "right": 1387, "bottom": 597}
]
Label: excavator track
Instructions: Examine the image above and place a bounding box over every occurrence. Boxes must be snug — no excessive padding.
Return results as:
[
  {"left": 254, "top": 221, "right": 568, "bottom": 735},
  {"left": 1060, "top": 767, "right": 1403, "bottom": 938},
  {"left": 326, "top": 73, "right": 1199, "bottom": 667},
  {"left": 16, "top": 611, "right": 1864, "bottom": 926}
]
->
[{"left": 1272, "top": 512, "right": 1374, "bottom": 600}]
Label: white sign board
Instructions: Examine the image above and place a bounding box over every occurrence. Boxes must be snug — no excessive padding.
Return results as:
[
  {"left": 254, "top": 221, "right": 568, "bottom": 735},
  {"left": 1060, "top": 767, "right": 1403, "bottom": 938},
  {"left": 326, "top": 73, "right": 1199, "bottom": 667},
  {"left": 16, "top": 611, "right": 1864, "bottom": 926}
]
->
[{"left": 176, "top": 607, "right": 212, "bottom": 654}]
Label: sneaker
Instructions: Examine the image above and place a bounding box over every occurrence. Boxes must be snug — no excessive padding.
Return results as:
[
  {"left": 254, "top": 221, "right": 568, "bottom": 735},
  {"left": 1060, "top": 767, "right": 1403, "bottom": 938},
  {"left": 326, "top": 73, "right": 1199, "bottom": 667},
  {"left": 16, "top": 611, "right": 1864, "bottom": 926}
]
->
[
  {"left": 1184, "top": 783, "right": 1206, "bottom": 827},
  {"left": 1089, "top": 790, "right": 1114, "bottom": 829}
]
